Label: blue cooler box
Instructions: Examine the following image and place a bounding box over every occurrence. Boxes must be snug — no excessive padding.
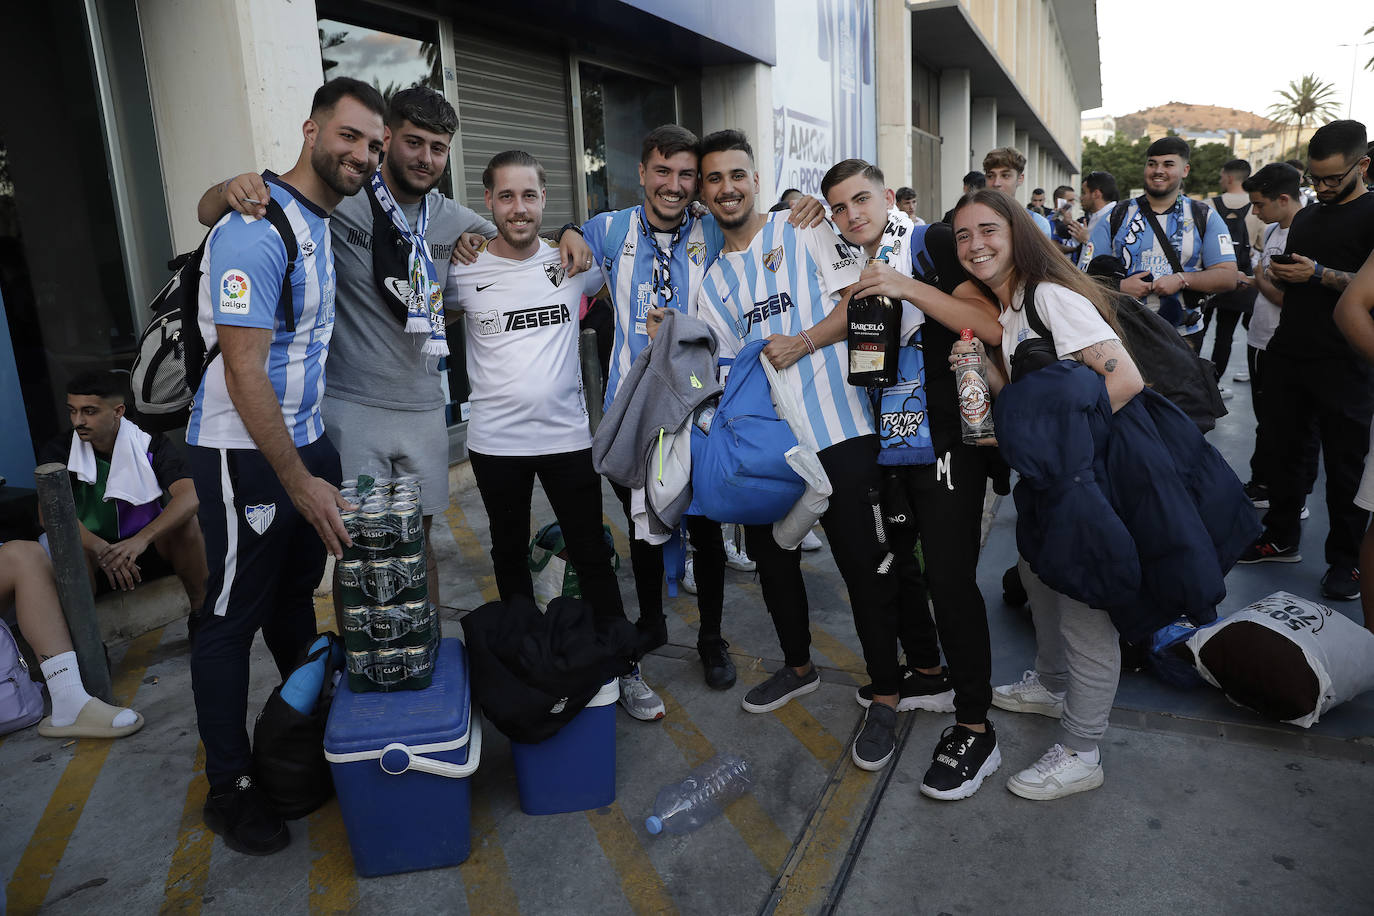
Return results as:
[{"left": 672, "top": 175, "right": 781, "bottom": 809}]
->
[
  {"left": 510, "top": 679, "right": 618, "bottom": 815},
  {"left": 324, "top": 637, "right": 482, "bottom": 877}
]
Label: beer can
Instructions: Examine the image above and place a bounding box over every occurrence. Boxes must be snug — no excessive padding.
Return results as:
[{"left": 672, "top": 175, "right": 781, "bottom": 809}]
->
[
  {"left": 346, "top": 648, "right": 371, "bottom": 674},
  {"left": 392, "top": 500, "right": 423, "bottom": 544},
  {"left": 368, "top": 603, "right": 408, "bottom": 642},
  {"left": 346, "top": 649, "right": 374, "bottom": 691},
  {"left": 372, "top": 648, "right": 406, "bottom": 688},
  {"left": 398, "top": 554, "right": 427, "bottom": 603},
  {"left": 341, "top": 478, "right": 360, "bottom": 493},
  {"left": 394, "top": 474, "right": 421, "bottom": 491},
  {"left": 392, "top": 485, "right": 421, "bottom": 507},
  {"left": 364, "top": 558, "right": 398, "bottom": 602},
  {"left": 341, "top": 604, "right": 370, "bottom": 639},
  {"left": 404, "top": 643, "right": 433, "bottom": 689},
  {"left": 358, "top": 506, "right": 394, "bottom": 553},
  {"left": 339, "top": 487, "right": 359, "bottom": 503},
  {"left": 337, "top": 558, "right": 366, "bottom": 605},
  {"left": 402, "top": 599, "right": 432, "bottom": 646}
]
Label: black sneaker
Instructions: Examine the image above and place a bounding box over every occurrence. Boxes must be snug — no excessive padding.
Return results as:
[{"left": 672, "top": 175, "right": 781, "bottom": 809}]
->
[
  {"left": 741, "top": 665, "right": 820, "bottom": 713},
  {"left": 1238, "top": 538, "right": 1302, "bottom": 564},
  {"left": 636, "top": 616, "right": 669, "bottom": 654},
  {"left": 1321, "top": 566, "right": 1360, "bottom": 601},
  {"left": 1243, "top": 481, "right": 1270, "bottom": 509},
  {"left": 851, "top": 702, "right": 898, "bottom": 771},
  {"left": 855, "top": 665, "right": 956, "bottom": 713},
  {"left": 919, "top": 721, "right": 1001, "bottom": 801},
  {"left": 203, "top": 775, "right": 289, "bottom": 856},
  {"left": 1002, "top": 564, "right": 1029, "bottom": 607},
  {"left": 697, "top": 637, "right": 737, "bottom": 690}
]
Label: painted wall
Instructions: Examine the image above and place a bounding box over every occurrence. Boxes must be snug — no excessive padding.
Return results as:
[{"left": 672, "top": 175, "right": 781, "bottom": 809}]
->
[{"left": 0, "top": 287, "right": 37, "bottom": 487}]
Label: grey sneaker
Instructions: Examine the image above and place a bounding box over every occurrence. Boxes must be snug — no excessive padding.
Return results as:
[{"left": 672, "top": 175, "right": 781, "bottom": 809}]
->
[
  {"left": 741, "top": 665, "right": 820, "bottom": 713},
  {"left": 851, "top": 702, "right": 898, "bottom": 771},
  {"left": 991, "top": 670, "right": 1064, "bottom": 718},
  {"left": 619, "top": 664, "right": 665, "bottom": 721}
]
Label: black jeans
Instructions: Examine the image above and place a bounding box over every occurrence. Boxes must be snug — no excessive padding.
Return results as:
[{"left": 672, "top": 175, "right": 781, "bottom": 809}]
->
[
  {"left": 189, "top": 437, "right": 338, "bottom": 789},
  {"left": 1247, "top": 345, "right": 1319, "bottom": 493},
  {"left": 1262, "top": 354, "right": 1374, "bottom": 567},
  {"left": 469, "top": 449, "right": 624, "bottom": 622},
  {"left": 610, "top": 481, "right": 725, "bottom": 640},
  {"left": 884, "top": 444, "right": 994, "bottom": 724},
  {"left": 745, "top": 435, "right": 902, "bottom": 696}
]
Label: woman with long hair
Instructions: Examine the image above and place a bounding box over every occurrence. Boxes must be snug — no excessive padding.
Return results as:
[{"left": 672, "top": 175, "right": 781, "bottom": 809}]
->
[{"left": 950, "top": 188, "right": 1143, "bottom": 800}]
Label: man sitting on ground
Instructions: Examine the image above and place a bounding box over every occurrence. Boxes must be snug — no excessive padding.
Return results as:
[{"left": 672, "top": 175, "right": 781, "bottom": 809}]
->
[{"left": 38, "top": 371, "right": 207, "bottom": 616}]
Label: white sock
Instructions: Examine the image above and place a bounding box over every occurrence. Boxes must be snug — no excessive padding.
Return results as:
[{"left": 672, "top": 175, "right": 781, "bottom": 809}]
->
[
  {"left": 39, "top": 652, "right": 137, "bottom": 728},
  {"left": 1074, "top": 746, "right": 1101, "bottom": 765}
]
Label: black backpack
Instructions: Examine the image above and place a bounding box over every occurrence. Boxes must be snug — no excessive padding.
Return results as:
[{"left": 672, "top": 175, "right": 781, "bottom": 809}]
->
[
  {"left": 130, "top": 199, "right": 298, "bottom": 432},
  {"left": 1209, "top": 196, "right": 1253, "bottom": 276},
  {"left": 1023, "top": 281, "right": 1227, "bottom": 433}
]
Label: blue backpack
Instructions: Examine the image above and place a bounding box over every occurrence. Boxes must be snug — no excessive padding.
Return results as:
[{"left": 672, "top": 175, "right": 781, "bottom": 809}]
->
[{"left": 689, "top": 339, "right": 806, "bottom": 525}]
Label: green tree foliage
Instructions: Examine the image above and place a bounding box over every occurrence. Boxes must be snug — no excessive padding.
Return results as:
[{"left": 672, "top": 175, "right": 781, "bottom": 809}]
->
[{"left": 1082, "top": 133, "right": 1233, "bottom": 197}]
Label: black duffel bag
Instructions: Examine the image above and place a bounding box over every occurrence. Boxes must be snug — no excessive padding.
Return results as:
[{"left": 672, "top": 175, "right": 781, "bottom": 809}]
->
[{"left": 252, "top": 632, "right": 343, "bottom": 819}]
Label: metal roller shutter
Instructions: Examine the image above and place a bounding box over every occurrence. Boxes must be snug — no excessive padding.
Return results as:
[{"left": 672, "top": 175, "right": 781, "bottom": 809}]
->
[{"left": 452, "top": 33, "right": 575, "bottom": 228}]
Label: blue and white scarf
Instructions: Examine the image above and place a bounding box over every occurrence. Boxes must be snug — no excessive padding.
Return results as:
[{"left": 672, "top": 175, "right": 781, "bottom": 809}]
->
[{"left": 370, "top": 169, "right": 447, "bottom": 356}]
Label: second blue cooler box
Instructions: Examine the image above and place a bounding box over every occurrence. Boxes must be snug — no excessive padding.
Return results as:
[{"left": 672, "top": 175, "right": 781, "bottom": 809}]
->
[{"left": 510, "top": 679, "right": 618, "bottom": 815}]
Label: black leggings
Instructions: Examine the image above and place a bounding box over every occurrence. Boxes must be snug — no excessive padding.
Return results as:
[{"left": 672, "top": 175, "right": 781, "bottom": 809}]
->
[
  {"left": 745, "top": 435, "right": 902, "bottom": 696},
  {"left": 885, "top": 444, "right": 993, "bottom": 724},
  {"left": 611, "top": 482, "right": 726, "bottom": 640}
]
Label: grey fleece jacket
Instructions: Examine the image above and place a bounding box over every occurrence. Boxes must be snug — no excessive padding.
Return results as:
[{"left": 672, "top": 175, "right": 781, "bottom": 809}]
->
[{"left": 592, "top": 309, "right": 723, "bottom": 489}]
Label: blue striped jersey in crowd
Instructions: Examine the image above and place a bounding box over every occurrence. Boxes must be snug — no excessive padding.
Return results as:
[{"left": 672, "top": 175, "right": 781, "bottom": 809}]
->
[
  {"left": 1087, "top": 195, "right": 1235, "bottom": 336},
  {"left": 188, "top": 175, "right": 337, "bottom": 449},
  {"left": 697, "top": 211, "right": 873, "bottom": 451},
  {"left": 581, "top": 205, "right": 724, "bottom": 411},
  {"left": 818, "top": 0, "right": 872, "bottom": 162}
]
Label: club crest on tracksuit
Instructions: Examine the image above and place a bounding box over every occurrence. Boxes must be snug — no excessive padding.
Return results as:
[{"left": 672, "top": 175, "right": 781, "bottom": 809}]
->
[{"left": 245, "top": 503, "right": 276, "bottom": 535}]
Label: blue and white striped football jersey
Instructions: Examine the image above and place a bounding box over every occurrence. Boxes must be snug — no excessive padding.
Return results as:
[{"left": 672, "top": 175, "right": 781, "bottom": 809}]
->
[
  {"left": 188, "top": 176, "right": 337, "bottom": 449},
  {"left": 582, "top": 206, "right": 724, "bottom": 410},
  {"left": 697, "top": 211, "right": 873, "bottom": 451}
]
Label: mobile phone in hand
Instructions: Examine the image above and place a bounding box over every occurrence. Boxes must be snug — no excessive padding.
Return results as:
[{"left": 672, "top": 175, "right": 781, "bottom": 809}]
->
[{"left": 1270, "top": 254, "right": 1296, "bottom": 265}]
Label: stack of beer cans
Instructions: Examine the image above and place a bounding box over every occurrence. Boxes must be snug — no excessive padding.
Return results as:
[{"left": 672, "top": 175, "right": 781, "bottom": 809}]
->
[{"left": 337, "top": 475, "right": 438, "bottom": 692}]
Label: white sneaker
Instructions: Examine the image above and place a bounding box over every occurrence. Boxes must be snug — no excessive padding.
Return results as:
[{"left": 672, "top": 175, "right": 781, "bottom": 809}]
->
[
  {"left": 1007, "top": 744, "right": 1104, "bottom": 800},
  {"left": 1218, "top": 386, "right": 1234, "bottom": 400},
  {"left": 799, "top": 530, "right": 823, "bottom": 551},
  {"left": 681, "top": 555, "right": 697, "bottom": 594},
  {"left": 1300, "top": 505, "right": 1310, "bottom": 521},
  {"left": 1232, "top": 370, "right": 1249, "bottom": 382},
  {"left": 722, "top": 526, "right": 756, "bottom": 571},
  {"left": 991, "top": 670, "right": 1064, "bottom": 718},
  {"left": 619, "top": 665, "right": 665, "bottom": 721}
]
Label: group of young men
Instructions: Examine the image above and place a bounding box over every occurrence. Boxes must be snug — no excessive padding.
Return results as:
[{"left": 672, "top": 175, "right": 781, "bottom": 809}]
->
[{"left": 22, "top": 71, "right": 1370, "bottom": 858}]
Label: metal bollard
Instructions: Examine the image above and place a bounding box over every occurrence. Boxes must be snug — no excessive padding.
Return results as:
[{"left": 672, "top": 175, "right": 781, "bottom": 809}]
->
[
  {"left": 580, "top": 328, "right": 605, "bottom": 435},
  {"left": 34, "top": 463, "right": 114, "bottom": 702}
]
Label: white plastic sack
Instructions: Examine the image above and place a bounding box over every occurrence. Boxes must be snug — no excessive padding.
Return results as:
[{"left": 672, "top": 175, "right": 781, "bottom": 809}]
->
[
  {"left": 1186, "top": 591, "right": 1374, "bottom": 728},
  {"left": 761, "top": 353, "right": 831, "bottom": 549}
]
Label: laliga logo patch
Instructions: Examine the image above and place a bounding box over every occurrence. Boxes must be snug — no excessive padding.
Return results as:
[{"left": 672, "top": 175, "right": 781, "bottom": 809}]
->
[
  {"left": 244, "top": 503, "right": 276, "bottom": 535},
  {"left": 219, "top": 270, "right": 251, "bottom": 314},
  {"left": 544, "top": 262, "right": 566, "bottom": 287},
  {"left": 687, "top": 241, "right": 706, "bottom": 266},
  {"left": 763, "top": 246, "right": 784, "bottom": 272}
]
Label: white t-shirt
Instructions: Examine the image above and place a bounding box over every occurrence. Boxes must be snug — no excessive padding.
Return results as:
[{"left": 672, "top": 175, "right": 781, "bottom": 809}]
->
[
  {"left": 1248, "top": 223, "right": 1289, "bottom": 351},
  {"left": 998, "top": 281, "right": 1119, "bottom": 377},
  {"left": 445, "top": 244, "right": 605, "bottom": 456}
]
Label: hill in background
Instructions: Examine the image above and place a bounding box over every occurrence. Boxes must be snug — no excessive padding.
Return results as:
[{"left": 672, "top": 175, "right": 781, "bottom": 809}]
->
[{"left": 1116, "top": 102, "right": 1280, "bottom": 138}]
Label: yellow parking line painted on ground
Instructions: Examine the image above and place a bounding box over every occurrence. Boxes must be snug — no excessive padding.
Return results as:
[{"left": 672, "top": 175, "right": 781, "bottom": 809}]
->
[
  {"left": 7, "top": 628, "right": 163, "bottom": 912},
  {"left": 585, "top": 802, "right": 678, "bottom": 916},
  {"left": 462, "top": 793, "right": 520, "bottom": 915},
  {"left": 307, "top": 800, "right": 358, "bottom": 915},
  {"left": 656, "top": 685, "right": 793, "bottom": 874},
  {"left": 442, "top": 501, "right": 500, "bottom": 603},
  {"left": 736, "top": 667, "right": 845, "bottom": 768},
  {"left": 159, "top": 743, "right": 211, "bottom": 915},
  {"left": 768, "top": 735, "right": 887, "bottom": 912}
]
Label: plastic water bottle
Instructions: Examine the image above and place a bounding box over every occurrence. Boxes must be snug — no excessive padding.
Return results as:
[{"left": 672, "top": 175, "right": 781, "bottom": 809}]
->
[{"left": 645, "top": 754, "right": 752, "bottom": 836}]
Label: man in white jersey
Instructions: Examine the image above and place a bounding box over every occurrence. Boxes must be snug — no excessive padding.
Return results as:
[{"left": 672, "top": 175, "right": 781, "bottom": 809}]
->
[
  {"left": 688, "top": 130, "right": 906, "bottom": 772},
  {"left": 187, "top": 78, "right": 385, "bottom": 857},
  {"left": 198, "top": 88, "right": 498, "bottom": 613},
  {"left": 444, "top": 150, "right": 627, "bottom": 646}
]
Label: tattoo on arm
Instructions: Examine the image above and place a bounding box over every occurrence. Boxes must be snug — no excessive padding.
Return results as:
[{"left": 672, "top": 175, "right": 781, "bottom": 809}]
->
[
  {"left": 1104, "top": 358, "right": 1118, "bottom": 372},
  {"left": 1321, "top": 269, "right": 1354, "bottom": 292}
]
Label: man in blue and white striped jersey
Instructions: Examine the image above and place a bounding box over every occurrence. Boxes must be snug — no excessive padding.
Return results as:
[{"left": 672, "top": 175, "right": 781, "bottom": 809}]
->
[
  {"left": 690, "top": 130, "right": 905, "bottom": 773},
  {"left": 187, "top": 77, "right": 386, "bottom": 857}
]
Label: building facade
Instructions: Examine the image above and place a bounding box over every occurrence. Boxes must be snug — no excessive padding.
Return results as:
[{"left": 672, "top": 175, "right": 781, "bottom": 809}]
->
[{"left": 0, "top": 0, "right": 1098, "bottom": 485}]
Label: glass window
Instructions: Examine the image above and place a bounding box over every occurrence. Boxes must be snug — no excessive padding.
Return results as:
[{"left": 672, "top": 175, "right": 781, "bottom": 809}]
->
[{"left": 579, "top": 62, "right": 676, "bottom": 216}]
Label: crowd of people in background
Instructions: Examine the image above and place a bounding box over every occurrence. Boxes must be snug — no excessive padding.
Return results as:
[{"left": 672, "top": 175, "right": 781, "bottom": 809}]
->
[{"left": 4, "top": 71, "right": 1372, "bottom": 859}]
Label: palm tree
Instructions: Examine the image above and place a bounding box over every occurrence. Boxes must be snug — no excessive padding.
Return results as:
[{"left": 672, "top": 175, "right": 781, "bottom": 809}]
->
[{"left": 1266, "top": 74, "right": 1342, "bottom": 156}]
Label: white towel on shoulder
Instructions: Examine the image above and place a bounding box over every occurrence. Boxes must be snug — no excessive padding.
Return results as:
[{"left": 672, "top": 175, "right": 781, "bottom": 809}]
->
[{"left": 67, "top": 419, "right": 163, "bottom": 506}]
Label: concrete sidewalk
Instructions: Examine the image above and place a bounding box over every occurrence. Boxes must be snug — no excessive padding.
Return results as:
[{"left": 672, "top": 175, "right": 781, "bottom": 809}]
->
[{"left": 3, "top": 324, "right": 1373, "bottom": 914}]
